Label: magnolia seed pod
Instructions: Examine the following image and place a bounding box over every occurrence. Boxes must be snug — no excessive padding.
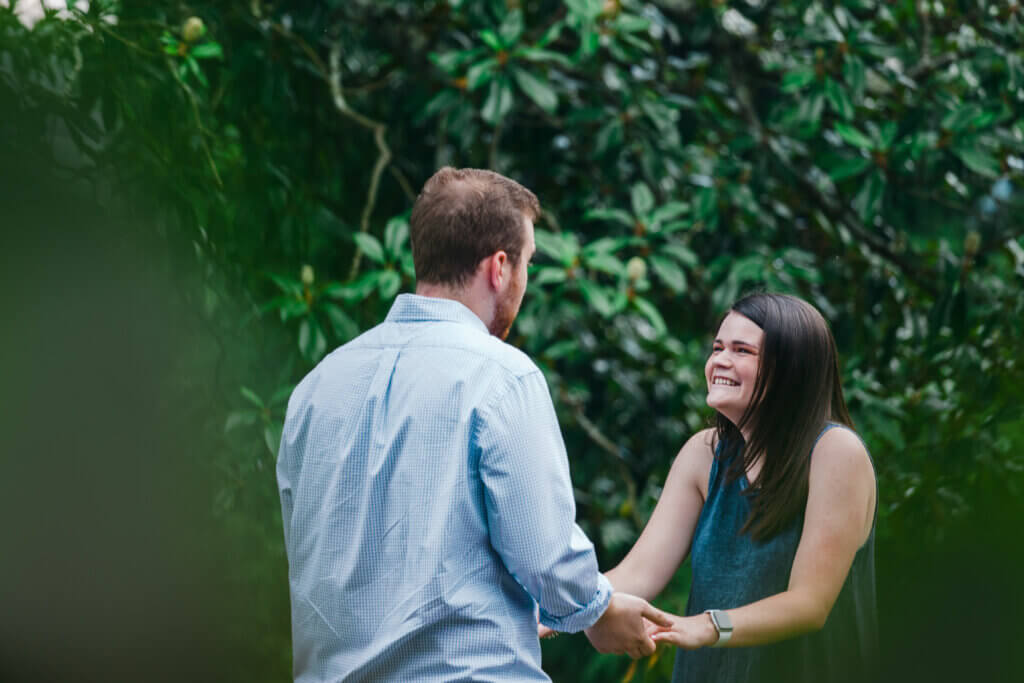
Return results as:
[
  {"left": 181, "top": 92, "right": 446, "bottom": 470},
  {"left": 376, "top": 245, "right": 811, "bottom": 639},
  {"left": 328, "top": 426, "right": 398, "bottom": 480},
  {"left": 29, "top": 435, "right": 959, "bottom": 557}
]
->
[
  {"left": 183, "top": 17, "right": 205, "bottom": 43},
  {"left": 626, "top": 256, "right": 647, "bottom": 281},
  {"left": 964, "top": 231, "right": 981, "bottom": 257}
]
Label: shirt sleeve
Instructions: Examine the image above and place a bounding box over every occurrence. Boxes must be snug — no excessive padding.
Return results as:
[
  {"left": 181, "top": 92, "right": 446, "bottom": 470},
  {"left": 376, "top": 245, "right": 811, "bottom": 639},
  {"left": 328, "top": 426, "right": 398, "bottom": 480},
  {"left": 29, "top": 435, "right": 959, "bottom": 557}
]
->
[{"left": 475, "top": 368, "right": 612, "bottom": 633}]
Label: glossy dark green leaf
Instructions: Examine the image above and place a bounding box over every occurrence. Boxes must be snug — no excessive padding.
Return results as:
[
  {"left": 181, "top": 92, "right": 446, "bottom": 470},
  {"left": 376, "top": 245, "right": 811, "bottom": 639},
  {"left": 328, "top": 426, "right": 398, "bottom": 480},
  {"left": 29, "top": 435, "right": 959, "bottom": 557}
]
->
[
  {"left": 695, "top": 187, "right": 718, "bottom": 221},
  {"left": 828, "top": 155, "right": 872, "bottom": 181},
  {"left": 542, "top": 339, "right": 579, "bottom": 360},
  {"left": 843, "top": 55, "right": 865, "bottom": 102},
  {"left": 834, "top": 122, "right": 874, "bottom": 149},
  {"left": 190, "top": 42, "right": 222, "bottom": 60},
  {"left": 613, "top": 13, "right": 652, "bottom": 34},
  {"left": 422, "top": 89, "right": 460, "bottom": 118},
  {"left": 298, "top": 317, "right": 327, "bottom": 361},
  {"left": 852, "top": 170, "right": 885, "bottom": 221},
  {"left": 224, "top": 410, "right": 258, "bottom": 432},
  {"left": 585, "top": 252, "right": 625, "bottom": 277},
  {"left": 377, "top": 270, "right": 402, "bottom": 300},
  {"left": 498, "top": 10, "right": 524, "bottom": 46},
  {"left": 515, "top": 46, "right": 573, "bottom": 68},
  {"left": 323, "top": 302, "right": 359, "bottom": 341},
  {"left": 649, "top": 254, "right": 687, "bottom": 293},
  {"left": 467, "top": 58, "right": 497, "bottom": 91},
  {"left": 952, "top": 146, "right": 1001, "bottom": 179},
  {"left": 584, "top": 208, "right": 635, "bottom": 228},
  {"left": 780, "top": 67, "right": 816, "bottom": 92},
  {"left": 533, "top": 266, "right": 569, "bottom": 286},
  {"left": 268, "top": 273, "right": 302, "bottom": 295},
  {"left": 384, "top": 216, "right": 409, "bottom": 256},
  {"left": 942, "top": 104, "right": 984, "bottom": 133},
  {"left": 478, "top": 29, "right": 504, "bottom": 52},
  {"left": 630, "top": 182, "right": 655, "bottom": 216},
  {"left": 824, "top": 77, "right": 854, "bottom": 120},
  {"left": 511, "top": 67, "right": 558, "bottom": 114},
  {"left": 577, "top": 279, "right": 614, "bottom": 317},
  {"left": 240, "top": 386, "right": 264, "bottom": 408},
  {"left": 649, "top": 201, "right": 689, "bottom": 227},
  {"left": 534, "top": 228, "right": 579, "bottom": 264},
  {"left": 264, "top": 423, "right": 281, "bottom": 457},
  {"left": 660, "top": 242, "right": 699, "bottom": 268},
  {"left": 353, "top": 232, "right": 386, "bottom": 264},
  {"left": 593, "top": 118, "right": 623, "bottom": 156},
  {"left": 632, "top": 296, "right": 667, "bottom": 336},
  {"left": 481, "top": 76, "right": 514, "bottom": 125}
]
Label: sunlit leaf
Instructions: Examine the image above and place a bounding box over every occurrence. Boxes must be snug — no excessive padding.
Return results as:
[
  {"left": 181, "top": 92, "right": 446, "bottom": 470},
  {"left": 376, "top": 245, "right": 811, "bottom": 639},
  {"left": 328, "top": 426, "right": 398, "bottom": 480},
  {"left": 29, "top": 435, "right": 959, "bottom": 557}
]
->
[
  {"left": 630, "top": 182, "right": 655, "bottom": 216},
  {"left": 834, "top": 122, "right": 874, "bottom": 149},
  {"left": 780, "top": 67, "right": 816, "bottom": 92},
  {"left": 824, "top": 77, "right": 854, "bottom": 120},
  {"left": 353, "top": 232, "right": 385, "bottom": 264},
  {"left": 511, "top": 67, "right": 558, "bottom": 114},
  {"left": 481, "top": 77, "right": 514, "bottom": 125},
  {"left": 650, "top": 254, "right": 687, "bottom": 293}
]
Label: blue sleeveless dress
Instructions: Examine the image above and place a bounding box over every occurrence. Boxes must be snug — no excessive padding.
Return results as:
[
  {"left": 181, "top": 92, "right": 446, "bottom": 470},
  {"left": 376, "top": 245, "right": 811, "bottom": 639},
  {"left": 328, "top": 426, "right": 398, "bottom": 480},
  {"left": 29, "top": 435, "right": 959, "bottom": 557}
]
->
[{"left": 672, "top": 424, "right": 879, "bottom": 683}]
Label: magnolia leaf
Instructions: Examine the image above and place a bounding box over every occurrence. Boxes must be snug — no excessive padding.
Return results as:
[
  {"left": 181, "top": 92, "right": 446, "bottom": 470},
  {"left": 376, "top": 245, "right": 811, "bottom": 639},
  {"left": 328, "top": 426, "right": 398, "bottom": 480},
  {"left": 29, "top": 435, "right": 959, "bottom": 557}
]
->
[
  {"left": 481, "top": 77, "right": 514, "bottom": 125},
  {"left": 649, "top": 254, "right": 687, "bottom": 294},
  {"left": 511, "top": 67, "right": 558, "bottom": 114},
  {"left": 834, "top": 122, "right": 874, "bottom": 150},
  {"left": 630, "top": 182, "right": 655, "bottom": 217},
  {"left": 353, "top": 232, "right": 385, "bottom": 264},
  {"left": 824, "top": 77, "right": 854, "bottom": 120}
]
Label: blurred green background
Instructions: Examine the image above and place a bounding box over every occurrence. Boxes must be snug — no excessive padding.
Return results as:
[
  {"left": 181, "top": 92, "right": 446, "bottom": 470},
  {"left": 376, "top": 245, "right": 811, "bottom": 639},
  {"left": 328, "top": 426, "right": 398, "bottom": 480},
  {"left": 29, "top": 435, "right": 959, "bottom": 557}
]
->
[{"left": 2, "top": 1, "right": 1022, "bottom": 681}]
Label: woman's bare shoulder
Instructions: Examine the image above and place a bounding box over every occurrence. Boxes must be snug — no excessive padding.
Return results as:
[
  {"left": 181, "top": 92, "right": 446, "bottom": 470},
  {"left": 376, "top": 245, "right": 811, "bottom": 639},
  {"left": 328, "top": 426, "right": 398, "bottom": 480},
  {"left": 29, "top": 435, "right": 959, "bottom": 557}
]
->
[{"left": 672, "top": 427, "right": 717, "bottom": 489}]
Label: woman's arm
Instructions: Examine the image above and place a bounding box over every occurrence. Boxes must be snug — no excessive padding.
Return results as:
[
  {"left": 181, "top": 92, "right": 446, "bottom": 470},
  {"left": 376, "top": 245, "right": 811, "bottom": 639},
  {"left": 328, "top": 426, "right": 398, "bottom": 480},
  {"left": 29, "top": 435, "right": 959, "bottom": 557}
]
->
[
  {"left": 604, "top": 429, "right": 715, "bottom": 601},
  {"left": 652, "top": 427, "right": 876, "bottom": 648}
]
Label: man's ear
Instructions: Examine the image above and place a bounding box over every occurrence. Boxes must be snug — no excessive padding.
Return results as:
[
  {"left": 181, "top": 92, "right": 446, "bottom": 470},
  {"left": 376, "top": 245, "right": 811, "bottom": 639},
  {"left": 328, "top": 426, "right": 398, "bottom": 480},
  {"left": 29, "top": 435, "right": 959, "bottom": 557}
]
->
[{"left": 485, "top": 250, "right": 508, "bottom": 291}]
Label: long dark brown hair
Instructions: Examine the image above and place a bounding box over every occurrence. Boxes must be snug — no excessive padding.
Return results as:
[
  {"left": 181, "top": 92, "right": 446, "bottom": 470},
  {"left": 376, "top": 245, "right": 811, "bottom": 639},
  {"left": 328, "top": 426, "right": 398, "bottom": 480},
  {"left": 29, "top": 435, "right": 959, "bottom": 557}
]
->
[{"left": 715, "top": 292, "right": 853, "bottom": 541}]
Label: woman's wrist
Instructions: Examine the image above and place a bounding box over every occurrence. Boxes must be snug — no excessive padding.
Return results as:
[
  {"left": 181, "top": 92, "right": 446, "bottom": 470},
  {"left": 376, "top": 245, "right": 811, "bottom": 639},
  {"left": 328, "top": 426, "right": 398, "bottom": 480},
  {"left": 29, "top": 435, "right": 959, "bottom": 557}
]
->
[{"left": 702, "top": 611, "right": 724, "bottom": 647}]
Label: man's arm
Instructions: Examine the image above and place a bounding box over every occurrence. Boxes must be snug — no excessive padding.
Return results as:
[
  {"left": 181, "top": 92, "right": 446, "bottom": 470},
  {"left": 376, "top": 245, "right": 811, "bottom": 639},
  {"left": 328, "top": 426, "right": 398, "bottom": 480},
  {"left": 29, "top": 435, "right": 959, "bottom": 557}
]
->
[{"left": 476, "top": 369, "right": 669, "bottom": 654}]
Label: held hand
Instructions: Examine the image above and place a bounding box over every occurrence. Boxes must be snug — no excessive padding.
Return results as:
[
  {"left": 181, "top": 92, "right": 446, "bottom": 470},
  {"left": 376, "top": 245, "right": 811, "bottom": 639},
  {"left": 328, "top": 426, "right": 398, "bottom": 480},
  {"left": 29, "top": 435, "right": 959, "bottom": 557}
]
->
[
  {"left": 584, "top": 592, "right": 674, "bottom": 659},
  {"left": 649, "top": 612, "right": 720, "bottom": 650},
  {"left": 538, "top": 623, "right": 558, "bottom": 639}
]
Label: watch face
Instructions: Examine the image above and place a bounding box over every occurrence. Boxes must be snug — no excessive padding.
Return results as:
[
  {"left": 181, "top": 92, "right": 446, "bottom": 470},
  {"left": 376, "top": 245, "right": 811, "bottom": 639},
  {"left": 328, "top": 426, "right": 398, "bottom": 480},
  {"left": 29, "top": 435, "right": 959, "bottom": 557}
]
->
[{"left": 712, "top": 610, "right": 733, "bottom": 631}]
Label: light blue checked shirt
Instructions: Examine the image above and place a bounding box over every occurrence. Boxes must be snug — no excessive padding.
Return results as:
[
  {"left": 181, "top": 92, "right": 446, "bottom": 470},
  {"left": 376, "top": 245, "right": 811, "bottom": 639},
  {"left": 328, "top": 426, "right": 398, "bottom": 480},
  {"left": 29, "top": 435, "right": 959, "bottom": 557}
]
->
[{"left": 277, "top": 294, "right": 612, "bottom": 682}]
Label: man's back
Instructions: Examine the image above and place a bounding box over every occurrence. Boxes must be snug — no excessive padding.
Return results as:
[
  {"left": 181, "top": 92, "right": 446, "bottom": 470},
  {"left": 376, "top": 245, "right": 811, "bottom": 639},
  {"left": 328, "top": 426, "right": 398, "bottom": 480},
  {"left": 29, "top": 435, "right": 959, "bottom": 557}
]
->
[{"left": 277, "top": 295, "right": 609, "bottom": 682}]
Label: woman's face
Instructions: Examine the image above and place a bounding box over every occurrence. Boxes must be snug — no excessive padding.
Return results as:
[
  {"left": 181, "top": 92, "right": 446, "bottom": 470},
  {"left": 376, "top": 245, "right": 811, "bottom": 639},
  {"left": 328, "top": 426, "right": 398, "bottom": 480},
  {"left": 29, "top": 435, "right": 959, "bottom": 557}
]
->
[{"left": 705, "top": 311, "right": 764, "bottom": 427}]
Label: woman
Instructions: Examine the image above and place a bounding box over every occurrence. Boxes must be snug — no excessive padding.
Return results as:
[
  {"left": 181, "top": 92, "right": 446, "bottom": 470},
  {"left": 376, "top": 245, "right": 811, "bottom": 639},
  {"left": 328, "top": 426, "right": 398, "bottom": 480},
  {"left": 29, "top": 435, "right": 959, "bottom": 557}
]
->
[{"left": 606, "top": 292, "right": 878, "bottom": 682}]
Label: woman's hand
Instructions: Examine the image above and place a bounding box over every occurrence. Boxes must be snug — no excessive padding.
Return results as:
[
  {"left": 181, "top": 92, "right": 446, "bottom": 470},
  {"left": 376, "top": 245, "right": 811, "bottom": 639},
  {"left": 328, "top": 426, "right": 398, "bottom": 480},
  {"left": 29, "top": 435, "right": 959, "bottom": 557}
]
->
[{"left": 648, "top": 612, "right": 720, "bottom": 650}]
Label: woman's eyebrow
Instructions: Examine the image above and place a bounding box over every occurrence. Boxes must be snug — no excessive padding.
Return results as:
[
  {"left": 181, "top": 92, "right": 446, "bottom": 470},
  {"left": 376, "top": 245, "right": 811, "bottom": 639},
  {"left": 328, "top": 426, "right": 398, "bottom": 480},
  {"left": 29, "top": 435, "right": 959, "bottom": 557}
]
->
[{"left": 718, "top": 338, "right": 759, "bottom": 348}]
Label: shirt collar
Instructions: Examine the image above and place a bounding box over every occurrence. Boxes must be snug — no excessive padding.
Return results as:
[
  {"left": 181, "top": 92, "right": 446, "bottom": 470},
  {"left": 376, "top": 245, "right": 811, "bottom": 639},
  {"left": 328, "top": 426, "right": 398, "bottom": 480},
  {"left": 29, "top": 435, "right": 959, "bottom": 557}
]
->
[{"left": 385, "top": 293, "right": 489, "bottom": 334}]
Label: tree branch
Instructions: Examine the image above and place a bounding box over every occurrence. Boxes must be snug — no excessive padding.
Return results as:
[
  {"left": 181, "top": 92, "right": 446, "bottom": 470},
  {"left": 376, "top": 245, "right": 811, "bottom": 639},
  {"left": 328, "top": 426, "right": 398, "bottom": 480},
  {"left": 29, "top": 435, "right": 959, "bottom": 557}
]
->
[{"left": 326, "top": 43, "right": 392, "bottom": 280}]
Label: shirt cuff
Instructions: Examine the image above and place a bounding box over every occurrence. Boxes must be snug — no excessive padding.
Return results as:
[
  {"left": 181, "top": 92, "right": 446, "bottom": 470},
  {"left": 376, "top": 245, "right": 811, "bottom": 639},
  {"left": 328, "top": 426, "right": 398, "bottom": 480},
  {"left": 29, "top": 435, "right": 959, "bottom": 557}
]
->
[{"left": 538, "top": 573, "right": 614, "bottom": 633}]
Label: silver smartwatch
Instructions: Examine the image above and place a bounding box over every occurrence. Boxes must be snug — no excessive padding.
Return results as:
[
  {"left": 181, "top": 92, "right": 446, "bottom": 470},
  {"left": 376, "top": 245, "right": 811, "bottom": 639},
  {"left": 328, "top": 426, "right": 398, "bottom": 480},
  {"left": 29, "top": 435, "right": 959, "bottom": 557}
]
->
[{"left": 704, "top": 609, "right": 733, "bottom": 647}]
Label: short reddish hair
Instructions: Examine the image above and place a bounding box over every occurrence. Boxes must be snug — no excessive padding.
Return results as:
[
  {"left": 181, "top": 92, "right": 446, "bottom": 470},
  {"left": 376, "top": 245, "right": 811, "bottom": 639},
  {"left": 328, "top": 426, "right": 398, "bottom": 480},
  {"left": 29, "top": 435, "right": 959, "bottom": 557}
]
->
[{"left": 409, "top": 167, "right": 540, "bottom": 287}]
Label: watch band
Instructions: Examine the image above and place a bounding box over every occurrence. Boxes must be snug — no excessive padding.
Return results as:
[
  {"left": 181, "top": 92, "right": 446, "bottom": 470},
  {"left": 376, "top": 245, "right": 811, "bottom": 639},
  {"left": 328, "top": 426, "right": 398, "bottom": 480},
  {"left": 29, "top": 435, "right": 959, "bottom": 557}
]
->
[{"left": 704, "top": 609, "right": 733, "bottom": 647}]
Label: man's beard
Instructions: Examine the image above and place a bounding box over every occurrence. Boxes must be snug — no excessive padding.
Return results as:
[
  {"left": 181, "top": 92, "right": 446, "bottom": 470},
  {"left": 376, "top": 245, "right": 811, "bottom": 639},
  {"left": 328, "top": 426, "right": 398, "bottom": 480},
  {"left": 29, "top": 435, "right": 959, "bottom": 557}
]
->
[{"left": 488, "top": 285, "right": 520, "bottom": 340}]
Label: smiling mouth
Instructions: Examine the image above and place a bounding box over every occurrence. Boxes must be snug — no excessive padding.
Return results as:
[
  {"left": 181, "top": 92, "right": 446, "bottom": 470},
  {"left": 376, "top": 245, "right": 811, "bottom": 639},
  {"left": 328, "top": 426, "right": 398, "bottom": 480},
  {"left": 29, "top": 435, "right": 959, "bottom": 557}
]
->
[{"left": 712, "top": 378, "right": 739, "bottom": 386}]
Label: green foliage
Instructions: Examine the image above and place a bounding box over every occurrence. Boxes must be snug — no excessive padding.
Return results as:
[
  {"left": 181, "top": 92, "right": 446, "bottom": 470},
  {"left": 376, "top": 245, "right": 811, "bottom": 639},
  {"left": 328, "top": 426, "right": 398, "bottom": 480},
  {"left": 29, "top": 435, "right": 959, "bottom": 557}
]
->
[{"left": 3, "top": 1, "right": 1023, "bottom": 680}]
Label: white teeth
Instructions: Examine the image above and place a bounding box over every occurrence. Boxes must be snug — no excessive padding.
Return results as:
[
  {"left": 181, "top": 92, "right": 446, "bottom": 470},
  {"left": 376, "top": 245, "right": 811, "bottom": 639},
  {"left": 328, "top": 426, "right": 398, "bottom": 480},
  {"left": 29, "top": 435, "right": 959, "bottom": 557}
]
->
[{"left": 713, "top": 378, "right": 738, "bottom": 386}]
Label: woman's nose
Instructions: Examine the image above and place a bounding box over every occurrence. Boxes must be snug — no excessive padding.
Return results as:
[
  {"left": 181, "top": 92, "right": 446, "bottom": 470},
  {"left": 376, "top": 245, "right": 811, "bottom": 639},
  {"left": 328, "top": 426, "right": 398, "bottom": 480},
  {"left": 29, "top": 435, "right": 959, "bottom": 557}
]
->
[{"left": 712, "top": 352, "right": 733, "bottom": 367}]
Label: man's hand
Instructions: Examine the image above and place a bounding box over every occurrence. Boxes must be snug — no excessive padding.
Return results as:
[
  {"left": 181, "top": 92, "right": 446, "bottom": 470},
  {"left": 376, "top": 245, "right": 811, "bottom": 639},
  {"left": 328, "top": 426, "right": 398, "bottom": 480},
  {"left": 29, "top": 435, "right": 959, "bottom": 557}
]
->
[
  {"left": 537, "top": 623, "right": 558, "bottom": 639},
  {"left": 584, "top": 592, "right": 674, "bottom": 659}
]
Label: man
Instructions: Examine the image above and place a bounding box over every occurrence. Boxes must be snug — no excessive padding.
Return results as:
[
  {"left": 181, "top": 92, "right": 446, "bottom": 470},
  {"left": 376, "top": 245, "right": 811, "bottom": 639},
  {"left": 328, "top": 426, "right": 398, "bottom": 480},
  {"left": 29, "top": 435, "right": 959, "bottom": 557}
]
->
[{"left": 277, "top": 167, "right": 669, "bottom": 681}]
